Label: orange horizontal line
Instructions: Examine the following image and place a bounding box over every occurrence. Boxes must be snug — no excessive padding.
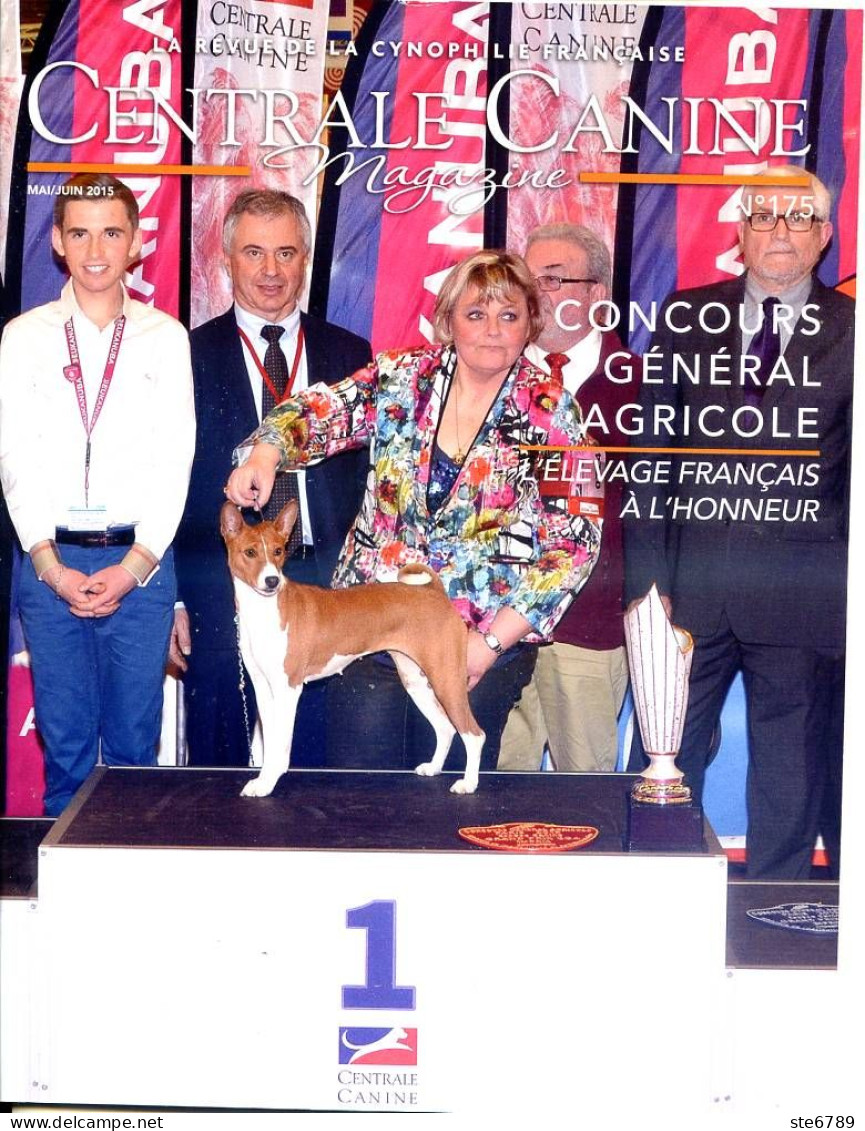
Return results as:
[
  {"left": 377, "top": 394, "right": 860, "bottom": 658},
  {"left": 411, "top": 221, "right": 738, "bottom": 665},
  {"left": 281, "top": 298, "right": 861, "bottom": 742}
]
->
[
  {"left": 520, "top": 446, "right": 821, "bottom": 457},
  {"left": 28, "top": 162, "right": 249, "bottom": 177},
  {"left": 580, "top": 172, "right": 810, "bottom": 187}
]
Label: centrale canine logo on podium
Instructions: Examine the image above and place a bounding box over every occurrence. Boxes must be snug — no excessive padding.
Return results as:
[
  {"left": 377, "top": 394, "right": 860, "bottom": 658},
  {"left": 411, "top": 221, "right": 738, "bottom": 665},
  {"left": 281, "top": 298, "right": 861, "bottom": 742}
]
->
[{"left": 338, "top": 1027, "right": 419, "bottom": 1066}]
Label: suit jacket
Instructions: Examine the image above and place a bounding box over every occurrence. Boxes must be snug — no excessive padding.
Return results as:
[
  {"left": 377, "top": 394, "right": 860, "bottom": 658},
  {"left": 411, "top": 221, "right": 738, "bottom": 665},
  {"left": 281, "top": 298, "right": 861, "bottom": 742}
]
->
[
  {"left": 175, "top": 309, "right": 371, "bottom": 650},
  {"left": 624, "top": 276, "right": 853, "bottom": 649}
]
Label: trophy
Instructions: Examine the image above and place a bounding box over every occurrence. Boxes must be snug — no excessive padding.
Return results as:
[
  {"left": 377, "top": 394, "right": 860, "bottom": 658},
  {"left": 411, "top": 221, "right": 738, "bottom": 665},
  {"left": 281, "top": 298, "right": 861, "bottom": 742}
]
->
[{"left": 624, "top": 585, "right": 694, "bottom": 805}]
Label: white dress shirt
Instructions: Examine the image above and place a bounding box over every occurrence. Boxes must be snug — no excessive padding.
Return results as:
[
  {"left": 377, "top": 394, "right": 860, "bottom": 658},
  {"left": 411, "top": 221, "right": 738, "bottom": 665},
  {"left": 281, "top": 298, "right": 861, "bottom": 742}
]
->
[
  {"left": 233, "top": 301, "right": 313, "bottom": 545},
  {"left": 525, "top": 328, "right": 603, "bottom": 396},
  {"left": 0, "top": 280, "right": 195, "bottom": 559}
]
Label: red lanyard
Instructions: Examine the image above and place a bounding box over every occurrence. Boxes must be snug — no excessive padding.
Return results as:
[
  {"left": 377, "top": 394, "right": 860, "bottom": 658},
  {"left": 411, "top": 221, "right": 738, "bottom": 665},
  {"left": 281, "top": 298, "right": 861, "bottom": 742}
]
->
[
  {"left": 63, "top": 316, "right": 126, "bottom": 507},
  {"left": 238, "top": 325, "right": 305, "bottom": 405}
]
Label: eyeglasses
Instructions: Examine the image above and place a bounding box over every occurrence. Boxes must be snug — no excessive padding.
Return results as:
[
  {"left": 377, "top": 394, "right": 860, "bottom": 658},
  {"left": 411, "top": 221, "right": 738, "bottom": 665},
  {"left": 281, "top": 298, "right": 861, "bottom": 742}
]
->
[
  {"left": 534, "top": 275, "right": 598, "bottom": 292},
  {"left": 746, "top": 212, "right": 823, "bottom": 233}
]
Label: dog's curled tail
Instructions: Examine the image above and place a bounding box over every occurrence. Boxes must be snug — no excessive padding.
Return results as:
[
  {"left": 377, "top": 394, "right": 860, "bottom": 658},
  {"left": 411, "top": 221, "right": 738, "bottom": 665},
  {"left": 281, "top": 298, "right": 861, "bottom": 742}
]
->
[{"left": 397, "top": 563, "right": 441, "bottom": 588}]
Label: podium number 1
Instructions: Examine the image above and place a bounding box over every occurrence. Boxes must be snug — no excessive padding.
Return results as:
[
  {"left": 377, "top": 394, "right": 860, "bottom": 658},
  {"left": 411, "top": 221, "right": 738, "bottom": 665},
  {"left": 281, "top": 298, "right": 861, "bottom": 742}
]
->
[{"left": 343, "top": 900, "right": 416, "bottom": 1010}]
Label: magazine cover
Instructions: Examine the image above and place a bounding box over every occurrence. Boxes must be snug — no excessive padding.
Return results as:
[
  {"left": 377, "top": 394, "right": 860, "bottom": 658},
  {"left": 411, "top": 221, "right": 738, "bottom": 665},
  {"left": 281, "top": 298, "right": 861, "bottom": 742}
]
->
[{"left": 0, "top": 0, "right": 862, "bottom": 1120}]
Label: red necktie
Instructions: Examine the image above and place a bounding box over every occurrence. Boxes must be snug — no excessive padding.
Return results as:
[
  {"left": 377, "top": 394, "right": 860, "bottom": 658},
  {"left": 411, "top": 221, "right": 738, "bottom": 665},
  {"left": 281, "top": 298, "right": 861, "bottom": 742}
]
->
[{"left": 544, "top": 352, "right": 569, "bottom": 387}]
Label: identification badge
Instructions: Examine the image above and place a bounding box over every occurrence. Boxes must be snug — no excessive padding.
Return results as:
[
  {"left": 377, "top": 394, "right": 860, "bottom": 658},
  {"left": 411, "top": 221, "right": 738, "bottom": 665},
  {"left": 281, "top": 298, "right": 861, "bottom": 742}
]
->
[
  {"left": 64, "top": 506, "right": 108, "bottom": 531},
  {"left": 538, "top": 449, "right": 606, "bottom": 520}
]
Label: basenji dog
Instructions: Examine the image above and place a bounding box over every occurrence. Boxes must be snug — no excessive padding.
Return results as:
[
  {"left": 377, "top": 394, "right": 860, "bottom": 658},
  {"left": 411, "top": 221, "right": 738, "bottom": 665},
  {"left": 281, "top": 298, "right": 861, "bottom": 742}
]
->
[{"left": 221, "top": 500, "right": 485, "bottom": 798}]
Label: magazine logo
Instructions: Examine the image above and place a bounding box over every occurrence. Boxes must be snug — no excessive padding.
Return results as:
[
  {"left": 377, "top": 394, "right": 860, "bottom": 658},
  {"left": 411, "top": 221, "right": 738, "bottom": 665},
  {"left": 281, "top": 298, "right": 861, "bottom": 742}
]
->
[{"left": 338, "top": 1027, "right": 418, "bottom": 1066}]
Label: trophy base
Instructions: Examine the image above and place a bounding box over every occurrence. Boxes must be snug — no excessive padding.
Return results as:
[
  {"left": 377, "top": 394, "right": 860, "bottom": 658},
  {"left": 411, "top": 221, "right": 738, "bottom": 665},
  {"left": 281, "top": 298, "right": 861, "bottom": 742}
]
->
[
  {"left": 631, "top": 778, "right": 692, "bottom": 805},
  {"left": 626, "top": 793, "right": 705, "bottom": 853}
]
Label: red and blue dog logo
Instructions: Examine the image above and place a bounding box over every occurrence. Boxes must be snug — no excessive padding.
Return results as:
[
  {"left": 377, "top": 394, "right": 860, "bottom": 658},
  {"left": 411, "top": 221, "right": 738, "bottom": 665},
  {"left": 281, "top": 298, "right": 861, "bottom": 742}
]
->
[{"left": 338, "top": 1027, "right": 418, "bottom": 1065}]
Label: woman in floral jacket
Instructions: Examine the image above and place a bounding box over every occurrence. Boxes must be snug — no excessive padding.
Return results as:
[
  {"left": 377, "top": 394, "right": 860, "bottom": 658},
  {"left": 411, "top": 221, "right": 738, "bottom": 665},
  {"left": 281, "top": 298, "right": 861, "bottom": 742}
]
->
[{"left": 227, "top": 251, "right": 601, "bottom": 771}]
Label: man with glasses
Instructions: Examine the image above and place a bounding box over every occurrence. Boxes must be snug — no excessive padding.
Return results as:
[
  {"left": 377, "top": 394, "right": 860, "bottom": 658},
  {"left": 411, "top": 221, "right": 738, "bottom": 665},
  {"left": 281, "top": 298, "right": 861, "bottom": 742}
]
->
[
  {"left": 625, "top": 166, "right": 852, "bottom": 879},
  {"left": 498, "top": 223, "right": 638, "bottom": 775}
]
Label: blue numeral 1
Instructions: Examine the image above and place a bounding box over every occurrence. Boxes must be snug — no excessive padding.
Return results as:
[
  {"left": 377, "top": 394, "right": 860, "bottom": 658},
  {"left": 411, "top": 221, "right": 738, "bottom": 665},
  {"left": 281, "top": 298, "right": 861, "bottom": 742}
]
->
[{"left": 343, "top": 900, "right": 416, "bottom": 1010}]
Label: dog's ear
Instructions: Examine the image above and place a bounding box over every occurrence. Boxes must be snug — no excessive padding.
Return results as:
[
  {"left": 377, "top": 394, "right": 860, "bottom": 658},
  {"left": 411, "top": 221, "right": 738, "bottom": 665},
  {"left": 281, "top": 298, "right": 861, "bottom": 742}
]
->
[
  {"left": 275, "top": 499, "right": 299, "bottom": 542},
  {"left": 220, "top": 501, "right": 245, "bottom": 542}
]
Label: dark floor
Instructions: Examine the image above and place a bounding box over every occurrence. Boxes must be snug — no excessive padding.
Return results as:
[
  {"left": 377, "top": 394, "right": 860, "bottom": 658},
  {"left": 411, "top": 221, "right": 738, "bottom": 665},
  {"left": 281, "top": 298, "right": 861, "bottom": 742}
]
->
[{"left": 0, "top": 817, "right": 53, "bottom": 898}]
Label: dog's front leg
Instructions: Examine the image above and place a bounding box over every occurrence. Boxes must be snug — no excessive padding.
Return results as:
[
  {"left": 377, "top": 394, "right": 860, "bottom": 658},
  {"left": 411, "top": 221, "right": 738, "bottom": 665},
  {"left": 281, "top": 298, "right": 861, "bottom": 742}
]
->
[{"left": 241, "top": 680, "right": 301, "bottom": 798}]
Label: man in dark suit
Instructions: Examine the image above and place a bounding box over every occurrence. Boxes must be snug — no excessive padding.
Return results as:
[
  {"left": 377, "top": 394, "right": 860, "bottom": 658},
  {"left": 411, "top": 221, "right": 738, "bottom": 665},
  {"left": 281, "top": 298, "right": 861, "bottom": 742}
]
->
[
  {"left": 625, "top": 167, "right": 853, "bottom": 879},
  {"left": 171, "top": 190, "right": 370, "bottom": 768}
]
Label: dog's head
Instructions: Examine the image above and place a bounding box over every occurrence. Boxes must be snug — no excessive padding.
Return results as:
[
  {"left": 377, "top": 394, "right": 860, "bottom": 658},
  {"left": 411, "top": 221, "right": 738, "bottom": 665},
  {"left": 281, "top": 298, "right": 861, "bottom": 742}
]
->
[{"left": 220, "top": 500, "right": 299, "bottom": 597}]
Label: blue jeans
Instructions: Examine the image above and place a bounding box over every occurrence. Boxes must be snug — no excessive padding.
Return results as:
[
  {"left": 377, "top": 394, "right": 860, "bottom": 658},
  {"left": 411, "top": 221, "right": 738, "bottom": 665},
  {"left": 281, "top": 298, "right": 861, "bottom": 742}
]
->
[{"left": 17, "top": 546, "right": 176, "bottom": 816}]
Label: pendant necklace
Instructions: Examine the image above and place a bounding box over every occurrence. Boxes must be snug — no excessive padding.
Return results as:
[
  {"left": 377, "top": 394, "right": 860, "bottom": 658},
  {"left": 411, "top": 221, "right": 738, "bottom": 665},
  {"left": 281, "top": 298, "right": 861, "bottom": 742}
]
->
[{"left": 452, "top": 377, "right": 465, "bottom": 466}]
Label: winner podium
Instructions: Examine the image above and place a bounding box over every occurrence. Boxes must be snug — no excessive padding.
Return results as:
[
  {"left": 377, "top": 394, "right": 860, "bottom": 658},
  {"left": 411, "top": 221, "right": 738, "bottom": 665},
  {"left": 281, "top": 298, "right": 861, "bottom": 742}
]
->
[{"left": 6, "top": 765, "right": 729, "bottom": 1114}]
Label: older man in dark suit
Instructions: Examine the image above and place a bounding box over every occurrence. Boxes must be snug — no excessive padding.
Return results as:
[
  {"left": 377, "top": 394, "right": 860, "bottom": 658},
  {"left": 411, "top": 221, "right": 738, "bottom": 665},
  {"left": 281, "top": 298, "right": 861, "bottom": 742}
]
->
[
  {"left": 171, "top": 190, "right": 370, "bottom": 768},
  {"left": 625, "top": 167, "right": 853, "bottom": 879}
]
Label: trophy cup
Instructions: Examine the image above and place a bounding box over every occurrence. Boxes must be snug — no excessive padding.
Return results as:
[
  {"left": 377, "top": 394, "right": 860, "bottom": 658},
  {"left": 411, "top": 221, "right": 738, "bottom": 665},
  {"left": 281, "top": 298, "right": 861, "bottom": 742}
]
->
[{"left": 624, "top": 586, "right": 703, "bottom": 848}]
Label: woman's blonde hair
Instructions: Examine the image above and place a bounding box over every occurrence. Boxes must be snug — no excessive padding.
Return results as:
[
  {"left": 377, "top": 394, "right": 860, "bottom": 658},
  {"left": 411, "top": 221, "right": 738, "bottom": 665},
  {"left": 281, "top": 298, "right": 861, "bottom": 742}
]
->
[{"left": 433, "top": 250, "right": 543, "bottom": 344}]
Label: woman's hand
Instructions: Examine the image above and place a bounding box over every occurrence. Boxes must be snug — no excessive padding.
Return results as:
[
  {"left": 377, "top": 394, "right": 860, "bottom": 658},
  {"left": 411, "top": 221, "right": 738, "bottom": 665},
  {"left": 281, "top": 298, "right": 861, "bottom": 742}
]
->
[
  {"left": 465, "top": 609, "right": 534, "bottom": 690},
  {"left": 225, "top": 444, "right": 281, "bottom": 508},
  {"left": 466, "top": 630, "right": 499, "bottom": 691}
]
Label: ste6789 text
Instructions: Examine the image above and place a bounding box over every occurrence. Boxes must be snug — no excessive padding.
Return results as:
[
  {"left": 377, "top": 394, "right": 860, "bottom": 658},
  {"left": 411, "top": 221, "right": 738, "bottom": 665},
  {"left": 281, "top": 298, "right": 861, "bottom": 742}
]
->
[{"left": 790, "top": 1118, "right": 854, "bottom": 1128}]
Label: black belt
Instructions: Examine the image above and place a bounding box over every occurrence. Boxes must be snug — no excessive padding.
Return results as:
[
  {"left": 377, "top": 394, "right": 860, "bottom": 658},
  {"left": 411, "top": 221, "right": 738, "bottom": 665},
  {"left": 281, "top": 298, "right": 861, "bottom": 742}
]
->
[
  {"left": 291, "top": 544, "right": 316, "bottom": 560},
  {"left": 55, "top": 526, "right": 136, "bottom": 548}
]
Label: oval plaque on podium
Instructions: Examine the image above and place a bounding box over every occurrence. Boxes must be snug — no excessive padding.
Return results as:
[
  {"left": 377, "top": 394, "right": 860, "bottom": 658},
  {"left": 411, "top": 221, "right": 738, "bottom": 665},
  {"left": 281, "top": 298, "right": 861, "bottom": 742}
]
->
[{"left": 458, "top": 822, "right": 599, "bottom": 853}]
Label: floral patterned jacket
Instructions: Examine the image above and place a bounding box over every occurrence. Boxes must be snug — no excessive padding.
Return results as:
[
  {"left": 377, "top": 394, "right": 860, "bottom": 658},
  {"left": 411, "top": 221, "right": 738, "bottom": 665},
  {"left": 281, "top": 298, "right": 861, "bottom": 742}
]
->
[{"left": 236, "top": 344, "right": 602, "bottom": 642}]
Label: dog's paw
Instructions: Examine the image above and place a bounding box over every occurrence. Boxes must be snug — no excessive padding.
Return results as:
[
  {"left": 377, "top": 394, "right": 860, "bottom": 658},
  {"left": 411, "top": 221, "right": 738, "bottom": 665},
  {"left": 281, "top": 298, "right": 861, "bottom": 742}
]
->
[
  {"left": 414, "top": 761, "right": 440, "bottom": 778},
  {"left": 241, "top": 776, "right": 276, "bottom": 798},
  {"left": 450, "top": 778, "right": 478, "bottom": 795}
]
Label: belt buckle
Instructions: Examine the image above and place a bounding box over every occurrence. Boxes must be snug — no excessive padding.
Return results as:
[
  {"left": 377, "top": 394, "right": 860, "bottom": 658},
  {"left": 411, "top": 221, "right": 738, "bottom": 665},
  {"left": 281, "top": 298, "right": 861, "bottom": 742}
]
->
[{"left": 82, "top": 530, "right": 109, "bottom": 548}]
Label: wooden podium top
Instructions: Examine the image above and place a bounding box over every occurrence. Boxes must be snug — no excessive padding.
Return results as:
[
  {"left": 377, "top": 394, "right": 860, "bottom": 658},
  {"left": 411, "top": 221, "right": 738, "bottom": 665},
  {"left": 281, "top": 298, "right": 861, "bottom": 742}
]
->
[{"left": 45, "top": 766, "right": 724, "bottom": 856}]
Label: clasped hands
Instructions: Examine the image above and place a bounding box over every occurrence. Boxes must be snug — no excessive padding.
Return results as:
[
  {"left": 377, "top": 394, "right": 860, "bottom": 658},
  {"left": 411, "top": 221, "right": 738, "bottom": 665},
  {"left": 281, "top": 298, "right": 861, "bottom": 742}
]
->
[{"left": 42, "top": 562, "right": 136, "bottom": 618}]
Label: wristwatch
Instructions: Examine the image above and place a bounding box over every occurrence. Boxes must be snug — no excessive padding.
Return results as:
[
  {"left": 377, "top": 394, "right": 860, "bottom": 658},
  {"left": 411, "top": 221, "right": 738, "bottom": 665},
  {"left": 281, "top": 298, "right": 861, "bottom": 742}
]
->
[{"left": 481, "top": 631, "right": 505, "bottom": 657}]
